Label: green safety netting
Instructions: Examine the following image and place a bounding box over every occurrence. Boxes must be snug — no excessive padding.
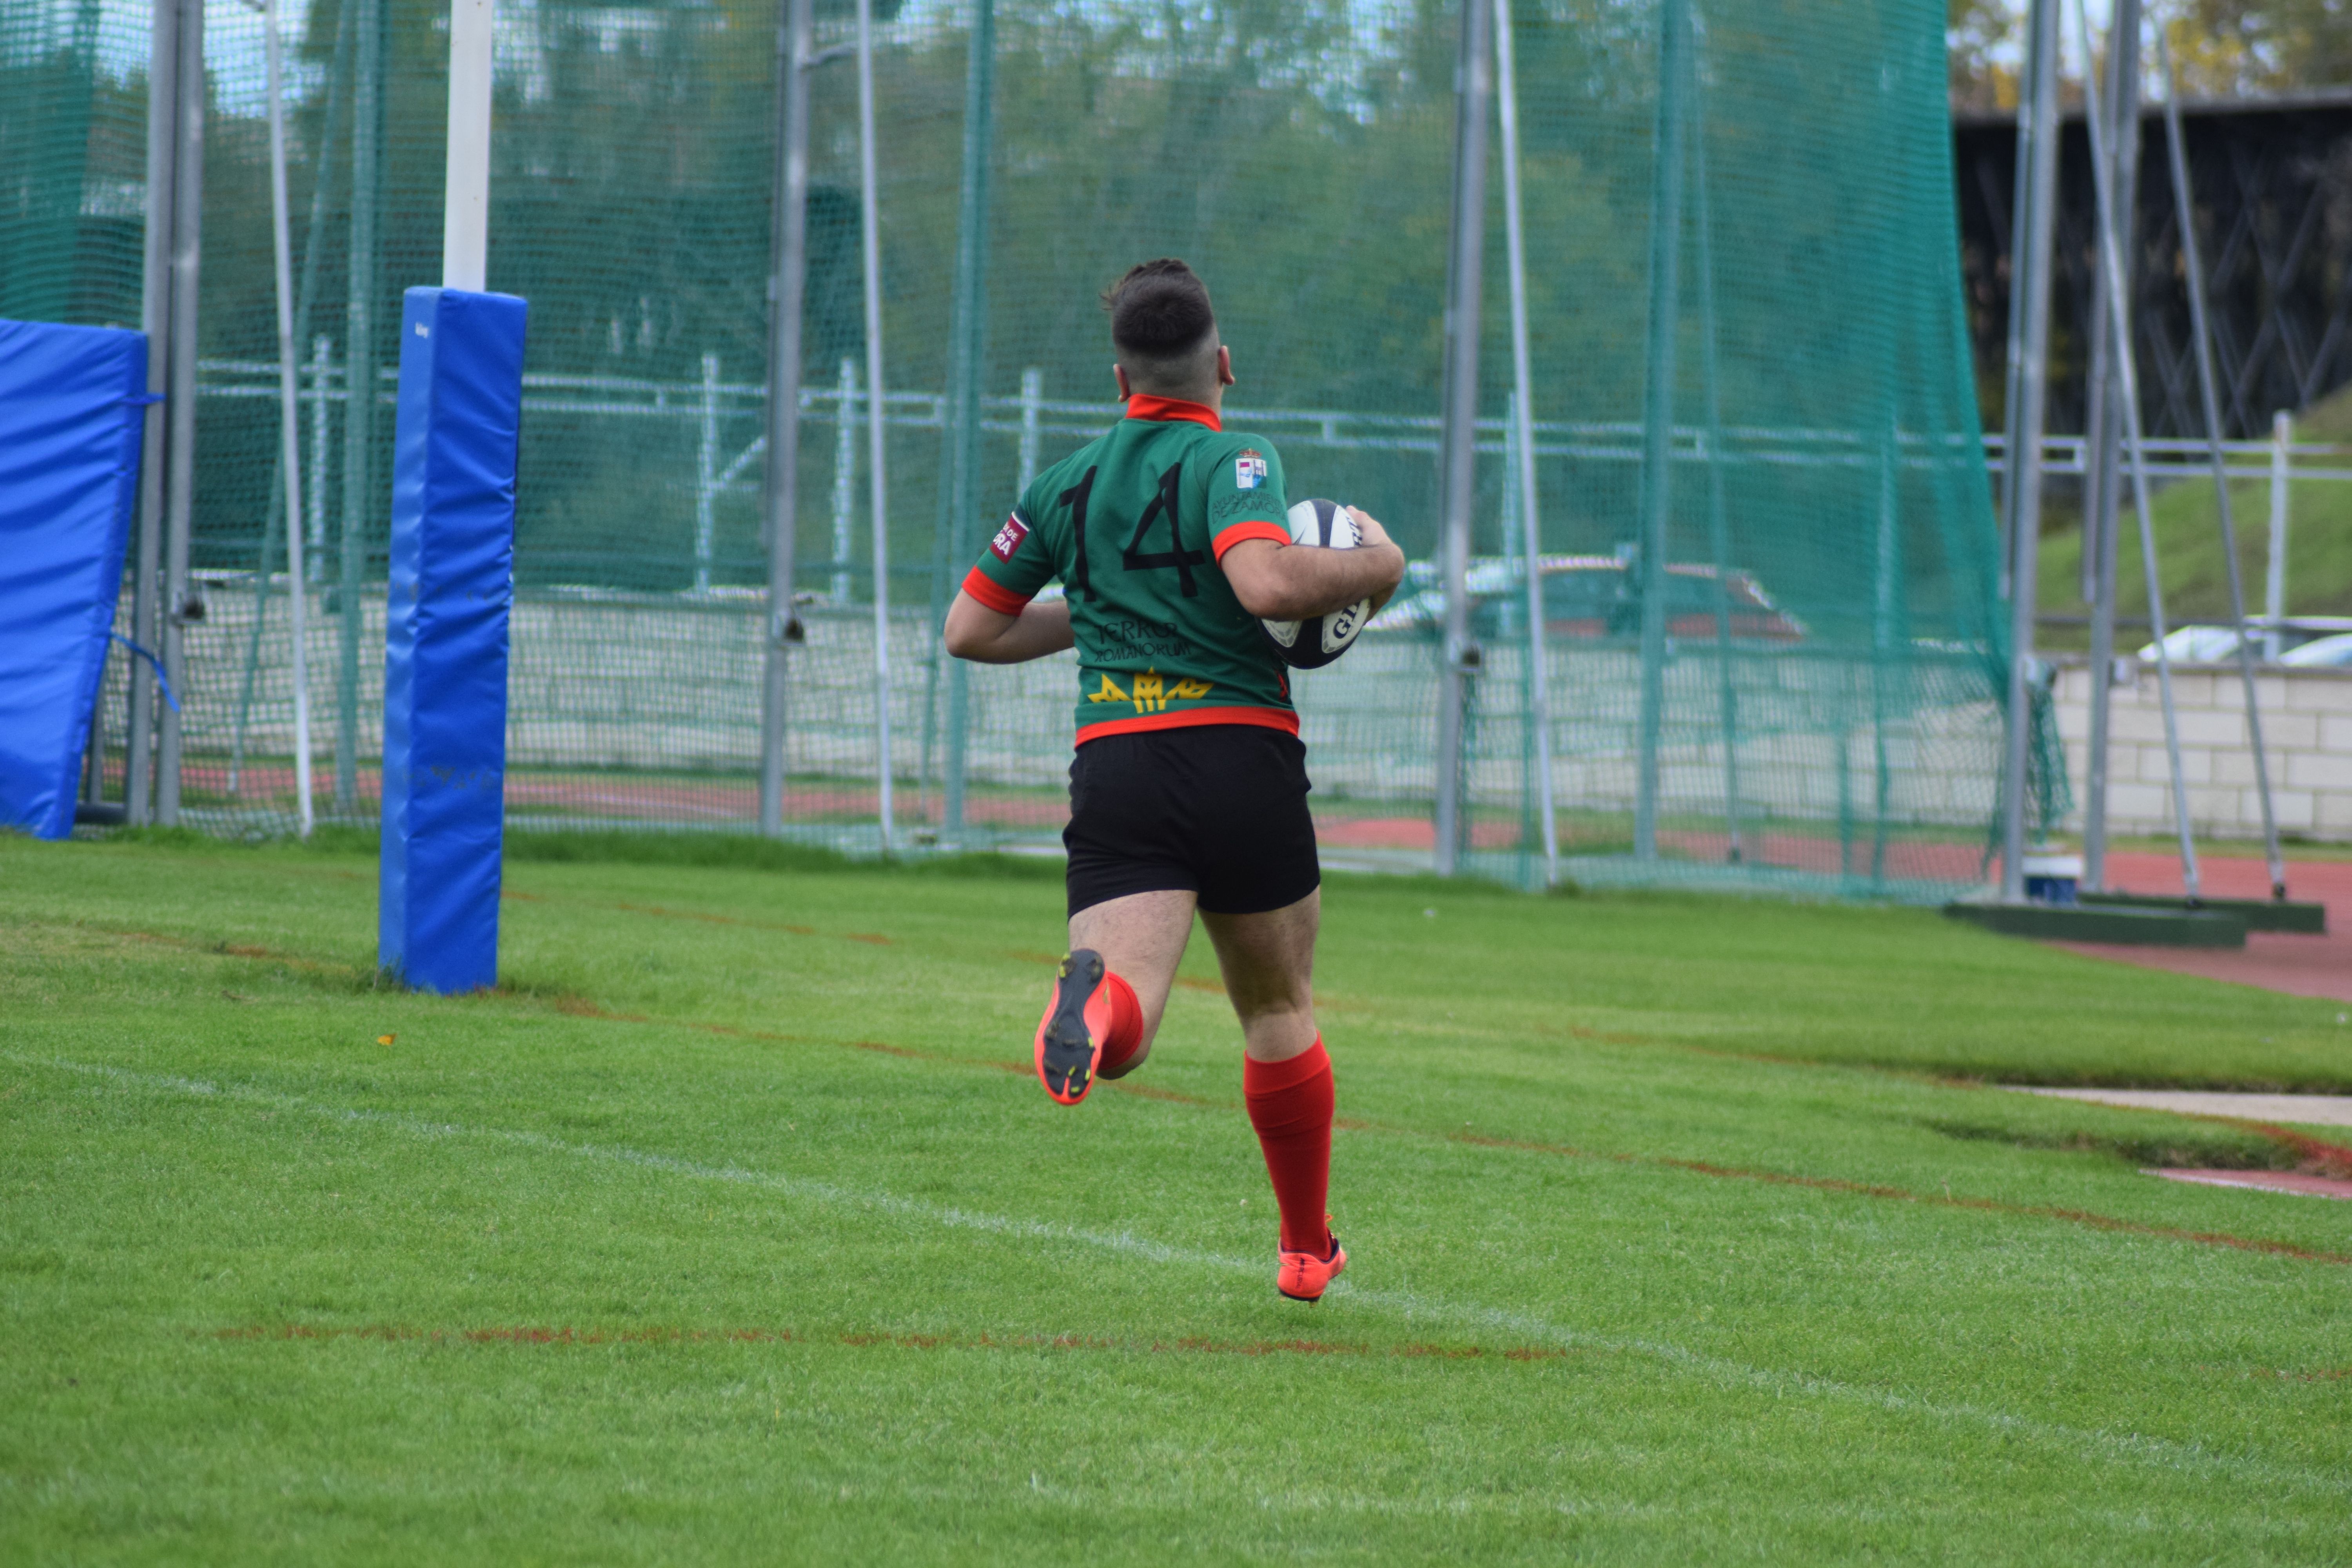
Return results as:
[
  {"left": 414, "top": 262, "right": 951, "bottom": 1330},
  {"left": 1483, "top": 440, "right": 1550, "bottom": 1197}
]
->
[{"left": 2, "top": 0, "right": 2028, "bottom": 898}]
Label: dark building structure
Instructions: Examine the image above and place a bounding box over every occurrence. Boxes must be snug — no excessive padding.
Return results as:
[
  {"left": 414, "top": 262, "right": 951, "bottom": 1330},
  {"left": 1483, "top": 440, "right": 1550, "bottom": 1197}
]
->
[{"left": 1955, "top": 90, "right": 2352, "bottom": 440}]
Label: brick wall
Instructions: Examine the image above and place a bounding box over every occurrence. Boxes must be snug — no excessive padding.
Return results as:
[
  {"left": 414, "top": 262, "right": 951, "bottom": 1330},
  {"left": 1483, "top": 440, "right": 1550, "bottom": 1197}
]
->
[{"left": 2053, "top": 655, "right": 2352, "bottom": 842}]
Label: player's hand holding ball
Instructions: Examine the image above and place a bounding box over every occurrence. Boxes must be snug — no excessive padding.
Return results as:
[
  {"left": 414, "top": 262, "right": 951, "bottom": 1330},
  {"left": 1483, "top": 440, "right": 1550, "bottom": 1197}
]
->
[
  {"left": 1257, "top": 498, "right": 1405, "bottom": 669},
  {"left": 1345, "top": 507, "right": 1404, "bottom": 613}
]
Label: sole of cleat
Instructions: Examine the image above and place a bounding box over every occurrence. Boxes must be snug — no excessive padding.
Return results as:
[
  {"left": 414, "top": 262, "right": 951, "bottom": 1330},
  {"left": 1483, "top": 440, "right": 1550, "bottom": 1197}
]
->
[{"left": 1034, "top": 949, "right": 1107, "bottom": 1106}]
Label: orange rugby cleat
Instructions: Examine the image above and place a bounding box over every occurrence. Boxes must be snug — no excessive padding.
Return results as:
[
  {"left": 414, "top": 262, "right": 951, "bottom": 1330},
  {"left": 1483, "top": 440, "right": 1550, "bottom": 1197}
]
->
[
  {"left": 1276, "top": 1227, "right": 1347, "bottom": 1303},
  {"left": 1034, "top": 948, "right": 1113, "bottom": 1105}
]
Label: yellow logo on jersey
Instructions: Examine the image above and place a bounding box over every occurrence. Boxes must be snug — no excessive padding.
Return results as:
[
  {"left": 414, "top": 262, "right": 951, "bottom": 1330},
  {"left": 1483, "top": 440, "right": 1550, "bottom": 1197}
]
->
[{"left": 1091, "top": 668, "right": 1211, "bottom": 712}]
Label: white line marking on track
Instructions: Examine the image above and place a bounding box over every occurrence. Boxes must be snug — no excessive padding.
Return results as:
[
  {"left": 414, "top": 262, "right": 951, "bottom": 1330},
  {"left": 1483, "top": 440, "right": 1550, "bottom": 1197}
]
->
[{"left": 12, "top": 1051, "right": 2344, "bottom": 1501}]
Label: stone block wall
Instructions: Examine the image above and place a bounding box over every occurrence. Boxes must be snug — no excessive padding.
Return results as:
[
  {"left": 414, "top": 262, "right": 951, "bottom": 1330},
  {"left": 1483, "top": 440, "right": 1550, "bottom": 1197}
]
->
[{"left": 2053, "top": 655, "right": 2352, "bottom": 841}]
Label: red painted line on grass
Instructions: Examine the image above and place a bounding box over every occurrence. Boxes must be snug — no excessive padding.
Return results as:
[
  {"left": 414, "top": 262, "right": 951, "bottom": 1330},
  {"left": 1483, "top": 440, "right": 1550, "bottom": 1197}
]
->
[
  {"left": 846, "top": 1038, "right": 1021, "bottom": 1075},
  {"left": 1445, "top": 1129, "right": 2352, "bottom": 1265},
  {"left": 207, "top": 1323, "right": 1575, "bottom": 1363},
  {"left": 89, "top": 926, "right": 358, "bottom": 978},
  {"left": 539, "top": 999, "right": 2352, "bottom": 1266},
  {"left": 1105, "top": 1080, "right": 1212, "bottom": 1105},
  {"left": 2249, "top": 1365, "right": 2352, "bottom": 1383},
  {"left": 610, "top": 901, "right": 817, "bottom": 937},
  {"left": 80, "top": 921, "right": 2352, "bottom": 1272},
  {"left": 1007, "top": 948, "right": 1223, "bottom": 997}
]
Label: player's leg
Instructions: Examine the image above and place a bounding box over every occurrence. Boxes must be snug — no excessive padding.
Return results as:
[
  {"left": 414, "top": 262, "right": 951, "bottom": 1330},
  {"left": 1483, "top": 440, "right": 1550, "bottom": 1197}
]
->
[
  {"left": 1034, "top": 890, "right": 1192, "bottom": 1102},
  {"left": 1069, "top": 887, "right": 1194, "bottom": 1077},
  {"left": 1185, "top": 729, "right": 1340, "bottom": 1298},
  {"left": 1037, "top": 733, "right": 1201, "bottom": 1104},
  {"left": 1199, "top": 888, "right": 1318, "bottom": 1063},
  {"left": 1201, "top": 889, "right": 1344, "bottom": 1301}
]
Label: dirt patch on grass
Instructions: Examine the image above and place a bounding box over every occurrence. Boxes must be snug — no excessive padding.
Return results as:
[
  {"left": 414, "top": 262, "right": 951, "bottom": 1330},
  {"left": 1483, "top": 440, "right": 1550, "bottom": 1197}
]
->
[{"left": 1931, "top": 1111, "right": 2352, "bottom": 1182}]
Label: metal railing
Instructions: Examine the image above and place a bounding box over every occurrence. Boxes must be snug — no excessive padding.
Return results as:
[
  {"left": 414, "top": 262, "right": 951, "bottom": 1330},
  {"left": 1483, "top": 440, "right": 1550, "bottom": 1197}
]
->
[{"left": 196, "top": 358, "right": 2351, "bottom": 620}]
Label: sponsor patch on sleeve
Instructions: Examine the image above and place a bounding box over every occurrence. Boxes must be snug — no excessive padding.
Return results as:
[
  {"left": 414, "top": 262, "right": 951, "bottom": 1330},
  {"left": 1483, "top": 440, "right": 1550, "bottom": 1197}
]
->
[
  {"left": 989, "top": 512, "right": 1030, "bottom": 562},
  {"left": 1234, "top": 450, "right": 1269, "bottom": 491}
]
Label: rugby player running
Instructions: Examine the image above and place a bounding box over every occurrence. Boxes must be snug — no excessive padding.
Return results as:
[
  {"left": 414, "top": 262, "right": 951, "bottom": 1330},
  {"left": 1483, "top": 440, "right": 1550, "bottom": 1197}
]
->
[{"left": 943, "top": 259, "right": 1405, "bottom": 1303}]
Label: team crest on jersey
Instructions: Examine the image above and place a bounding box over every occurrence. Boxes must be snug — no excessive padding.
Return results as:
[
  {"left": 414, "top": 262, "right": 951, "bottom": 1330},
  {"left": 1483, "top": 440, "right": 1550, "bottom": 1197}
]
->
[
  {"left": 989, "top": 512, "right": 1030, "bottom": 561},
  {"left": 1234, "top": 451, "right": 1268, "bottom": 491}
]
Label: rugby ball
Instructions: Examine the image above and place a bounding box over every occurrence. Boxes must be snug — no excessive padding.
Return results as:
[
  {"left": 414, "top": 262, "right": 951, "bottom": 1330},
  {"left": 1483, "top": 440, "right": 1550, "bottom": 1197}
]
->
[{"left": 1258, "top": 498, "right": 1371, "bottom": 670}]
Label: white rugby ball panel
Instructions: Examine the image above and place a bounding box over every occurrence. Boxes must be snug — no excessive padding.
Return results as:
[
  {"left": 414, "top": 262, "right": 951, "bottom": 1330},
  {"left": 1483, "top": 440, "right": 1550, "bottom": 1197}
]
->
[{"left": 1256, "top": 497, "right": 1370, "bottom": 670}]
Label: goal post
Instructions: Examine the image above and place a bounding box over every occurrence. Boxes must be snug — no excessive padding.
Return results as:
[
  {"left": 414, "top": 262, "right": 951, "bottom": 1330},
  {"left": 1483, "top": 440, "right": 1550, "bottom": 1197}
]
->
[{"left": 377, "top": 0, "right": 527, "bottom": 993}]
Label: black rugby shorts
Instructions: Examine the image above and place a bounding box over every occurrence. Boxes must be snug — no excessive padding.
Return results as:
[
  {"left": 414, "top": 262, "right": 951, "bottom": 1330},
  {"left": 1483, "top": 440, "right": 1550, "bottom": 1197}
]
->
[{"left": 1063, "top": 724, "right": 1321, "bottom": 920}]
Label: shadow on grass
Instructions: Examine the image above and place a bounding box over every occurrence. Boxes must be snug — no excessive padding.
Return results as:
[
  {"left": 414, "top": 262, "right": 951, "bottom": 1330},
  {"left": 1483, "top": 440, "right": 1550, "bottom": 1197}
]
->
[{"left": 1926, "top": 1116, "right": 2304, "bottom": 1174}]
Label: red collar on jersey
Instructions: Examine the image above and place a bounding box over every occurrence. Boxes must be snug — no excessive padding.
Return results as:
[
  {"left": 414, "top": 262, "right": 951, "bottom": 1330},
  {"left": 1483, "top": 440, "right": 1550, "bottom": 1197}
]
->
[{"left": 1123, "top": 394, "right": 1222, "bottom": 431}]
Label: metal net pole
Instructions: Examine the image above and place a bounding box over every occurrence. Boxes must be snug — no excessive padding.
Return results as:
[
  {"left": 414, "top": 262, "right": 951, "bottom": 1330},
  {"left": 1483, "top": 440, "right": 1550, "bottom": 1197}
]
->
[
  {"left": 2159, "top": 31, "right": 2287, "bottom": 901},
  {"left": 336, "top": 0, "right": 383, "bottom": 815},
  {"left": 940, "top": 0, "right": 995, "bottom": 846},
  {"left": 759, "top": 0, "right": 814, "bottom": 839},
  {"left": 2079, "top": 0, "right": 2139, "bottom": 895},
  {"left": 2074, "top": 0, "right": 2200, "bottom": 902},
  {"left": 1998, "top": 0, "right": 2061, "bottom": 903},
  {"left": 1432, "top": 0, "right": 1492, "bottom": 877},
  {"left": 155, "top": 0, "right": 203, "bottom": 826},
  {"left": 1633, "top": 0, "right": 1688, "bottom": 862},
  {"left": 856, "top": 0, "right": 894, "bottom": 853},
  {"left": 1492, "top": 0, "right": 1554, "bottom": 886}
]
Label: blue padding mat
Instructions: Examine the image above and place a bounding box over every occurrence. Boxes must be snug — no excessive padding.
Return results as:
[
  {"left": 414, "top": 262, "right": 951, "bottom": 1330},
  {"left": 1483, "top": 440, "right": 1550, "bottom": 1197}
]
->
[
  {"left": 0, "top": 320, "right": 148, "bottom": 839},
  {"left": 379, "top": 287, "right": 528, "bottom": 993}
]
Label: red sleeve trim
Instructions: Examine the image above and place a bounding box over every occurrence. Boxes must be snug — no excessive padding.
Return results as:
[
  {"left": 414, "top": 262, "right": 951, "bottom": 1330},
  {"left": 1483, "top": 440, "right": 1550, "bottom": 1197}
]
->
[
  {"left": 1212, "top": 520, "right": 1291, "bottom": 562},
  {"left": 960, "top": 566, "right": 1033, "bottom": 616},
  {"left": 1074, "top": 705, "right": 1301, "bottom": 746}
]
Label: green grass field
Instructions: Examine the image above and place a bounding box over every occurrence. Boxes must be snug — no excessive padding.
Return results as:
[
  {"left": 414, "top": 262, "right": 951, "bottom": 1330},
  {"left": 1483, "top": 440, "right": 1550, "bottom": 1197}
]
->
[{"left": 7, "top": 834, "right": 2352, "bottom": 1562}]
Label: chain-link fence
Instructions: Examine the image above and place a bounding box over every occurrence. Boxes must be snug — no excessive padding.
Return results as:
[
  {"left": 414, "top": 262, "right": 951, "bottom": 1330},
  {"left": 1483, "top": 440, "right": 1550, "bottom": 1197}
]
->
[{"left": 5, "top": 0, "right": 2021, "bottom": 898}]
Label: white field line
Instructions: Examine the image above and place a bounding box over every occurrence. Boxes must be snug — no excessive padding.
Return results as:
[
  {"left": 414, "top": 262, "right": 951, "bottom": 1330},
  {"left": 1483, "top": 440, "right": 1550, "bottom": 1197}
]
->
[
  {"left": 10, "top": 1051, "right": 2344, "bottom": 1502},
  {"left": 2012, "top": 1086, "right": 2352, "bottom": 1129}
]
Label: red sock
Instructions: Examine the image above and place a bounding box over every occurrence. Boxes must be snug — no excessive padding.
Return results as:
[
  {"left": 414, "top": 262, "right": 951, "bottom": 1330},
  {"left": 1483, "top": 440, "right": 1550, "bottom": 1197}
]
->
[
  {"left": 1244, "top": 1040, "right": 1334, "bottom": 1256},
  {"left": 1096, "top": 970, "right": 1145, "bottom": 1074}
]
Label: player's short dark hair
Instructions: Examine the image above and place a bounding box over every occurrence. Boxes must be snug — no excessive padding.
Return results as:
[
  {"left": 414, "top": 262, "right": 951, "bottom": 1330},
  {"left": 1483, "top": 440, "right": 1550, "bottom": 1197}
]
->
[{"left": 1102, "top": 259, "right": 1218, "bottom": 374}]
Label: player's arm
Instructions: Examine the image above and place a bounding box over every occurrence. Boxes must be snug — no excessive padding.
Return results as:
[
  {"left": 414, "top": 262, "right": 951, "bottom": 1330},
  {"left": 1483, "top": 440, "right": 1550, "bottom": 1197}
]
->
[
  {"left": 946, "top": 501, "right": 1064, "bottom": 663},
  {"left": 1221, "top": 508, "right": 1406, "bottom": 622},
  {"left": 943, "top": 591, "right": 1074, "bottom": 664}
]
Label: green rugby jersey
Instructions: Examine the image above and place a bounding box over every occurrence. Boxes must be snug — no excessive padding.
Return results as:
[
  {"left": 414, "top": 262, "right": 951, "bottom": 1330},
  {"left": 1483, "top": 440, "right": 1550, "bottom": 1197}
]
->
[{"left": 962, "top": 394, "right": 1298, "bottom": 745}]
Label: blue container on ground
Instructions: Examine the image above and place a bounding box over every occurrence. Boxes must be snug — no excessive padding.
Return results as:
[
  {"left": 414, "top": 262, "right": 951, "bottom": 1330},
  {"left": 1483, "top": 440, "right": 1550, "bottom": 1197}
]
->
[
  {"left": 379, "top": 287, "right": 528, "bottom": 993},
  {"left": 2022, "top": 851, "right": 2082, "bottom": 906}
]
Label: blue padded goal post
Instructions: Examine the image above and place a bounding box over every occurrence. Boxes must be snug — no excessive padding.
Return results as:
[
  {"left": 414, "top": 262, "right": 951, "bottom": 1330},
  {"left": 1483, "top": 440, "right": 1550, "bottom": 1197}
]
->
[
  {"left": 0, "top": 321, "right": 148, "bottom": 840},
  {"left": 379, "top": 287, "right": 528, "bottom": 993}
]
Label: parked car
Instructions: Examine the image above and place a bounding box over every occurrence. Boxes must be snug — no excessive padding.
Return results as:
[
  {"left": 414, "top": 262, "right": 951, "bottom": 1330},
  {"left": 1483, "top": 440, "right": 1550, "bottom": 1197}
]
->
[
  {"left": 2281, "top": 632, "right": 2352, "bottom": 669},
  {"left": 1367, "top": 554, "right": 1806, "bottom": 644},
  {"left": 2137, "top": 624, "right": 2250, "bottom": 663},
  {"left": 2136, "top": 624, "right": 2350, "bottom": 664}
]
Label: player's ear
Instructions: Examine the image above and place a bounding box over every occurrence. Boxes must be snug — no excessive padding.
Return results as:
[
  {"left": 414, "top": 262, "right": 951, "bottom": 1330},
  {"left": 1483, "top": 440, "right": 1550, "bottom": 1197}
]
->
[
  {"left": 1112, "top": 362, "right": 1131, "bottom": 401},
  {"left": 1216, "top": 343, "right": 1234, "bottom": 388}
]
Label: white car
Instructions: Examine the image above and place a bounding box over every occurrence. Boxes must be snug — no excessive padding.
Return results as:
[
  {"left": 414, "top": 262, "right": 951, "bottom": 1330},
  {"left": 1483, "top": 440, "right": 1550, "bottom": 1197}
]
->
[
  {"left": 1366, "top": 554, "right": 1805, "bottom": 644},
  {"left": 2137, "top": 624, "right": 2248, "bottom": 663},
  {"left": 2281, "top": 633, "right": 2352, "bottom": 669}
]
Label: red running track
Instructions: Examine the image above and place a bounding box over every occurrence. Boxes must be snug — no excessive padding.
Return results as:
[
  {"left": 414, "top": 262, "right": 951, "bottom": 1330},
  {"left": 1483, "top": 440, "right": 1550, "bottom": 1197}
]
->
[
  {"left": 2052, "top": 852, "right": 2352, "bottom": 1005},
  {"left": 2151, "top": 1169, "right": 2352, "bottom": 1200}
]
